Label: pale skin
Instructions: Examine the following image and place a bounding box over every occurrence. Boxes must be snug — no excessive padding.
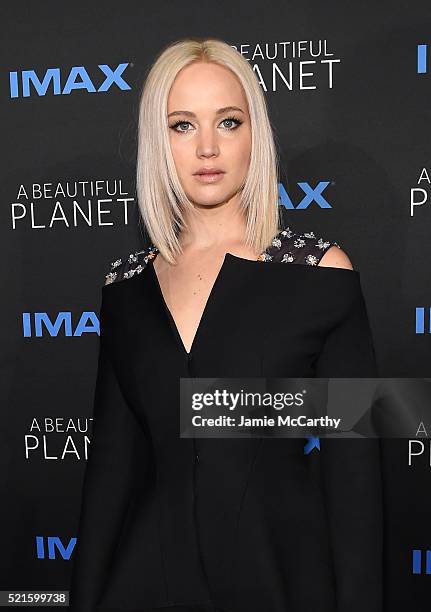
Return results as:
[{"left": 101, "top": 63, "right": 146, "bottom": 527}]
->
[{"left": 153, "top": 61, "right": 353, "bottom": 354}]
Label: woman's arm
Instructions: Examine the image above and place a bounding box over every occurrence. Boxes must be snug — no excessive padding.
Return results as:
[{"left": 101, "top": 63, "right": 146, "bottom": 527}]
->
[
  {"left": 314, "top": 271, "right": 384, "bottom": 612},
  {"left": 69, "top": 290, "right": 149, "bottom": 612}
]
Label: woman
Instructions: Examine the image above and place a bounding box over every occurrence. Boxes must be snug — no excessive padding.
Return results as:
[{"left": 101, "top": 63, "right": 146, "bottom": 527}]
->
[{"left": 69, "top": 38, "right": 383, "bottom": 612}]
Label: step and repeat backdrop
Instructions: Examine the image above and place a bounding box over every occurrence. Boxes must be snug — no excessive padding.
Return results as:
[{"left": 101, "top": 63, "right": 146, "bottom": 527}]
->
[{"left": 1, "top": 2, "right": 430, "bottom": 611}]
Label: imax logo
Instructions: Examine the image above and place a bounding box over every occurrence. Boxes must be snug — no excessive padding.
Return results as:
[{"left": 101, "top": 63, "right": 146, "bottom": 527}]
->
[
  {"left": 278, "top": 181, "right": 332, "bottom": 209},
  {"left": 304, "top": 436, "right": 320, "bottom": 454},
  {"left": 417, "top": 44, "right": 428, "bottom": 74},
  {"left": 36, "top": 536, "right": 76, "bottom": 560},
  {"left": 415, "top": 307, "right": 431, "bottom": 334},
  {"left": 9, "top": 63, "right": 131, "bottom": 98},
  {"left": 23, "top": 312, "right": 99, "bottom": 337},
  {"left": 412, "top": 549, "right": 431, "bottom": 574}
]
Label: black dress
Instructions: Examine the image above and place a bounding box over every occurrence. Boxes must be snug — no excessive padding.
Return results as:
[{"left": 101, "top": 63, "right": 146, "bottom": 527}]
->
[{"left": 69, "top": 222, "right": 383, "bottom": 612}]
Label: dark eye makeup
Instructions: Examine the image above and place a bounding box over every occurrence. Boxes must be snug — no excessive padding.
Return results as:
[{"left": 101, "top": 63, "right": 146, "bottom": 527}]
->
[{"left": 169, "top": 116, "right": 243, "bottom": 133}]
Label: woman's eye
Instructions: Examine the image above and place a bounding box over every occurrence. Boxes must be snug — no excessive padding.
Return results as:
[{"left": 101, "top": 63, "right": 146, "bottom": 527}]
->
[
  {"left": 169, "top": 117, "right": 242, "bottom": 134},
  {"left": 171, "top": 121, "right": 192, "bottom": 133},
  {"left": 220, "top": 117, "right": 242, "bottom": 130}
]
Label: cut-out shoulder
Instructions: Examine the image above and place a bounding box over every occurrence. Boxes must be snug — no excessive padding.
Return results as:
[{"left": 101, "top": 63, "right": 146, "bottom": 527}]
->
[
  {"left": 318, "top": 245, "right": 353, "bottom": 270},
  {"left": 104, "top": 225, "right": 341, "bottom": 286}
]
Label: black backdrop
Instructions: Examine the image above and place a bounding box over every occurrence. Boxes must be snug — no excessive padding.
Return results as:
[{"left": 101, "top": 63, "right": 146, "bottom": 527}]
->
[{"left": 1, "top": 2, "right": 430, "bottom": 611}]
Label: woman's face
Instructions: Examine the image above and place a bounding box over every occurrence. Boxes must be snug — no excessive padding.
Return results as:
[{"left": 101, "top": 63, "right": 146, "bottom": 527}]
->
[{"left": 167, "top": 61, "right": 252, "bottom": 208}]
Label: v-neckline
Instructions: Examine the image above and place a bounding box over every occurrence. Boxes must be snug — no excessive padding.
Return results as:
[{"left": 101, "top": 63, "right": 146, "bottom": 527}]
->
[{"left": 148, "top": 250, "right": 259, "bottom": 358}]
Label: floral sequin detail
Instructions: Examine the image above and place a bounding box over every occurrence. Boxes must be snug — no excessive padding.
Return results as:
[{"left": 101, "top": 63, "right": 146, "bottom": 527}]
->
[
  {"left": 257, "top": 252, "right": 273, "bottom": 262},
  {"left": 104, "top": 225, "right": 339, "bottom": 285},
  {"left": 316, "top": 238, "right": 331, "bottom": 250},
  {"left": 293, "top": 238, "right": 306, "bottom": 249},
  {"left": 281, "top": 252, "right": 295, "bottom": 263},
  {"left": 260, "top": 225, "right": 339, "bottom": 266},
  {"left": 104, "top": 246, "right": 158, "bottom": 285},
  {"left": 123, "top": 265, "right": 145, "bottom": 279},
  {"left": 305, "top": 254, "right": 319, "bottom": 266},
  {"left": 105, "top": 271, "right": 118, "bottom": 284}
]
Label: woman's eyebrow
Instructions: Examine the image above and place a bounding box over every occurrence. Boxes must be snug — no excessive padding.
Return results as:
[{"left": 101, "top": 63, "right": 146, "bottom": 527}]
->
[{"left": 167, "top": 106, "right": 245, "bottom": 118}]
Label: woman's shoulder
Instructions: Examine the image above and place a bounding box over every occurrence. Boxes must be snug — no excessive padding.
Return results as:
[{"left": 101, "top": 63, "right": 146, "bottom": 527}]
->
[
  {"left": 104, "top": 224, "right": 347, "bottom": 286},
  {"left": 104, "top": 244, "right": 159, "bottom": 286},
  {"left": 259, "top": 224, "right": 343, "bottom": 267}
]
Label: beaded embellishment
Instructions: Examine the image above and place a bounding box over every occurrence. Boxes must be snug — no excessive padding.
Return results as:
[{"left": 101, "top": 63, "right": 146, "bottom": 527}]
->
[
  {"left": 105, "top": 246, "right": 158, "bottom": 285},
  {"left": 255, "top": 226, "right": 338, "bottom": 265},
  {"left": 104, "top": 226, "right": 339, "bottom": 285}
]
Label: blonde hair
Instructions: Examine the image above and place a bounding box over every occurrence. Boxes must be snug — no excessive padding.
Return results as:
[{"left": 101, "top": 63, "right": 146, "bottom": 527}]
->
[{"left": 136, "top": 37, "right": 282, "bottom": 264}]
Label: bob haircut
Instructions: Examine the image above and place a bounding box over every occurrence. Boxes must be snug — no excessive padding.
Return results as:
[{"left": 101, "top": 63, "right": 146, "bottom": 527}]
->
[{"left": 136, "top": 36, "right": 282, "bottom": 265}]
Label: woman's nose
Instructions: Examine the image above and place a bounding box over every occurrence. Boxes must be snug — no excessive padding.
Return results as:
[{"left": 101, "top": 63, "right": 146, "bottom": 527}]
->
[{"left": 196, "top": 127, "right": 219, "bottom": 156}]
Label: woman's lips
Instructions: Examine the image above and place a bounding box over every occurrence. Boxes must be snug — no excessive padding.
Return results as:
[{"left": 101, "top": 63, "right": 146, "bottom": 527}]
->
[{"left": 193, "top": 171, "right": 225, "bottom": 183}]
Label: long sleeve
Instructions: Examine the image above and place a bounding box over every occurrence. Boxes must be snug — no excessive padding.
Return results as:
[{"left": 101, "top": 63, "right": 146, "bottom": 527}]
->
[
  {"left": 313, "top": 271, "right": 384, "bottom": 612},
  {"left": 69, "top": 290, "right": 149, "bottom": 612}
]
